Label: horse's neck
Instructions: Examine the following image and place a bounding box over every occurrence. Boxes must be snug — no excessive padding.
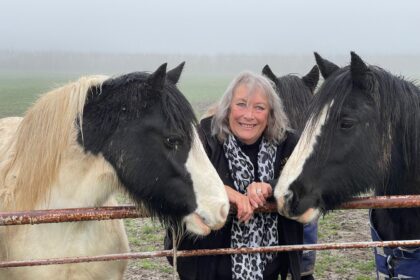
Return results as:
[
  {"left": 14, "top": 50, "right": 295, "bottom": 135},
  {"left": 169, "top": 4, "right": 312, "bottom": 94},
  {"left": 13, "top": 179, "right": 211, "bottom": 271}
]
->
[
  {"left": 373, "top": 172, "right": 420, "bottom": 240},
  {"left": 373, "top": 208, "right": 420, "bottom": 240},
  {"left": 40, "top": 145, "right": 120, "bottom": 210}
]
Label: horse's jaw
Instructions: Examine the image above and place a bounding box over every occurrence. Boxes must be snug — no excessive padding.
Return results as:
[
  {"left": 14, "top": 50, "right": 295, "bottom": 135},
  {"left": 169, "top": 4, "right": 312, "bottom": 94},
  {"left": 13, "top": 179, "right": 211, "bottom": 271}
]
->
[
  {"left": 291, "top": 208, "right": 320, "bottom": 224},
  {"left": 183, "top": 213, "right": 211, "bottom": 236},
  {"left": 183, "top": 203, "right": 229, "bottom": 236}
]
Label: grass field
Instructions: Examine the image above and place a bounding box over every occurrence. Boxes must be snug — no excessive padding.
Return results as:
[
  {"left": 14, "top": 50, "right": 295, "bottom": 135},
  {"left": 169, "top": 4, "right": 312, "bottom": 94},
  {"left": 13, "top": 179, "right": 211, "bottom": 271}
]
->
[
  {"left": 0, "top": 73, "right": 376, "bottom": 279},
  {"left": 0, "top": 73, "right": 231, "bottom": 118}
]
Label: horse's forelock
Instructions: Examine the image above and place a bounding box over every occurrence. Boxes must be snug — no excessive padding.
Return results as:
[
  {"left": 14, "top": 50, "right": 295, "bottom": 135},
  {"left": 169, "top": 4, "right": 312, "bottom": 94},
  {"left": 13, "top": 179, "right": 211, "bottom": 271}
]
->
[
  {"left": 1, "top": 75, "right": 107, "bottom": 210},
  {"left": 305, "top": 69, "right": 352, "bottom": 149}
]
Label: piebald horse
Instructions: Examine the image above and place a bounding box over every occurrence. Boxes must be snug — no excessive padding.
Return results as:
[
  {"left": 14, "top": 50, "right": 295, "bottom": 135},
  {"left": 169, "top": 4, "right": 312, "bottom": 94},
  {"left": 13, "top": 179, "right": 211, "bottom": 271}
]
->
[{"left": 0, "top": 63, "right": 229, "bottom": 280}]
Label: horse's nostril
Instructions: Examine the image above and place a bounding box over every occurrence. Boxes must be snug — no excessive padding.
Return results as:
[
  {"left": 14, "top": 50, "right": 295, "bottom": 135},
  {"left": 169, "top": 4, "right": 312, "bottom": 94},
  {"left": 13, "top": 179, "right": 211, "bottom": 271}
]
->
[
  {"left": 284, "top": 190, "right": 293, "bottom": 202},
  {"left": 201, "top": 216, "right": 208, "bottom": 224}
]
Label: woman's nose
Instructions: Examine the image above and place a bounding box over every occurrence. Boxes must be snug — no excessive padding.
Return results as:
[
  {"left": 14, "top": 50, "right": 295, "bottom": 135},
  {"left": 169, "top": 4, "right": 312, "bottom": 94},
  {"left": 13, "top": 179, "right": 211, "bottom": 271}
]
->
[{"left": 244, "top": 107, "right": 254, "bottom": 119}]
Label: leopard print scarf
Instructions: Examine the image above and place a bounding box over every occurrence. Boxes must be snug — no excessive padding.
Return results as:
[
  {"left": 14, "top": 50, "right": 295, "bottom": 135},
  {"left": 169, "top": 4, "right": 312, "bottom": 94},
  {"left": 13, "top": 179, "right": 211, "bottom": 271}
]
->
[{"left": 223, "top": 134, "right": 279, "bottom": 280}]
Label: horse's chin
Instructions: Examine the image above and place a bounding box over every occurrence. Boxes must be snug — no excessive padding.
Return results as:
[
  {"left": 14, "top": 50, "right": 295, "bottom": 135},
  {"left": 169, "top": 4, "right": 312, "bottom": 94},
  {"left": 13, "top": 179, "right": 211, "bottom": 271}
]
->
[
  {"left": 292, "top": 208, "right": 320, "bottom": 224},
  {"left": 183, "top": 213, "right": 212, "bottom": 236}
]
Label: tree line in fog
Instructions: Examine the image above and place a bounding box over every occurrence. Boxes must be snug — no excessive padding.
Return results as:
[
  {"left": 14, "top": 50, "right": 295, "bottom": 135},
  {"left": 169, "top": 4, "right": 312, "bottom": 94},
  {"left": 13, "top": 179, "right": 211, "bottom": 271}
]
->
[{"left": 1, "top": 51, "right": 420, "bottom": 77}]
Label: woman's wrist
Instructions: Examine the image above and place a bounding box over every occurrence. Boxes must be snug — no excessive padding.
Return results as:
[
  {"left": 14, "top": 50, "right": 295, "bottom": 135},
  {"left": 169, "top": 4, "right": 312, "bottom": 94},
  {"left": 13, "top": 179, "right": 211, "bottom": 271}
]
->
[{"left": 224, "top": 185, "right": 238, "bottom": 203}]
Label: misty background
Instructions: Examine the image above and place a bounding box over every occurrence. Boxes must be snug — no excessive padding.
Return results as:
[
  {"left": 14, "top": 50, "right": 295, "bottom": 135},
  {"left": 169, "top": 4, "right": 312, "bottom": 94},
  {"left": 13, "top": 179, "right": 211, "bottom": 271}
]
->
[{"left": 1, "top": 0, "right": 420, "bottom": 77}]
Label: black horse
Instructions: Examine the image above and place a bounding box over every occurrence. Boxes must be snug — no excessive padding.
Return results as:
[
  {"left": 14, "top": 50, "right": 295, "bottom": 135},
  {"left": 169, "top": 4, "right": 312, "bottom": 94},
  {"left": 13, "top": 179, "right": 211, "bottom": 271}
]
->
[
  {"left": 262, "top": 64, "right": 319, "bottom": 130},
  {"left": 263, "top": 64, "right": 319, "bottom": 280},
  {"left": 274, "top": 52, "right": 420, "bottom": 278}
]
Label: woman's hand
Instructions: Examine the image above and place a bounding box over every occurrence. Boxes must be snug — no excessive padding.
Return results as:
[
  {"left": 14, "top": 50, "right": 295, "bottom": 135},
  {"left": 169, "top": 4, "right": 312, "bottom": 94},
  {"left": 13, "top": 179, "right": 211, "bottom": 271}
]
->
[
  {"left": 225, "top": 186, "right": 254, "bottom": 223},
  {"left": 246, "top": 182, "right": 272, "bottom": 208}
]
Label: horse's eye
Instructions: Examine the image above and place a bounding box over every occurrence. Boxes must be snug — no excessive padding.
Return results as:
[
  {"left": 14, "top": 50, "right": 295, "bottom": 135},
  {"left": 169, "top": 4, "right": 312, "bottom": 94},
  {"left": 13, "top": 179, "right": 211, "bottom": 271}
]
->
[
  {"left": 165, "top": 136, "right": 182, "bottom": 150},
  {"left": 121, "top": 105, "right": 127, "bottom": 112},
  {"left": 340, "top": 119, "right": 355, "bottom": 129}
]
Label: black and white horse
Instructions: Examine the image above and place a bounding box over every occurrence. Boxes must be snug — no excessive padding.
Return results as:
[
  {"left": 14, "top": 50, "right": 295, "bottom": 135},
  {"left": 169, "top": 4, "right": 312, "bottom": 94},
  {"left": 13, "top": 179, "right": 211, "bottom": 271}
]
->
[
  {"left": 0, "top": 63, "right": 229, "bottom": 279},
  {"left": 274, "top": 52, "right": 420, "bottom": 278}
]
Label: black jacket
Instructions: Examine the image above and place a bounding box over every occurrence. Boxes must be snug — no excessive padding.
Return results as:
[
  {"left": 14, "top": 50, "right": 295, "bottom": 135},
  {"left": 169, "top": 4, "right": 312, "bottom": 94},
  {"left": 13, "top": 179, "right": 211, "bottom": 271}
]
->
[{"left": 165, "top": 116, "right": 303, "bottom": 280}]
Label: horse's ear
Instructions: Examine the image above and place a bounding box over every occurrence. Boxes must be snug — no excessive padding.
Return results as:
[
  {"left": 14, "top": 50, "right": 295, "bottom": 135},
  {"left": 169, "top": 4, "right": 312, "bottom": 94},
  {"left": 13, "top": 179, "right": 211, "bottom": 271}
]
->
[
  {"left": 146, "top": 63, "right": 167, "bottom": 91},
  {"left": 302, "top": 65, "right": 319, "bottom": 93},
  {"left": 314, "top": 52, "right": 339, "bottom": 79},
  {"left": 350, "top": 51, "right": 375, "bottom": 91},
  {"left": 262, "top": 65, "right": 277, "bottom": 83},
  {"left": 167, "top": 62, "right": 185, "bottom": 84}
]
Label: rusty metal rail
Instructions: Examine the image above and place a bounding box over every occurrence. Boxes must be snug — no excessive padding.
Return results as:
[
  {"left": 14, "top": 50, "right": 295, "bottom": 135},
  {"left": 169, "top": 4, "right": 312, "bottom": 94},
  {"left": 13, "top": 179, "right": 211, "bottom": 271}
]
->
[
  {"left": 0, "top": 206, "right": 141, "bottom": 226},
  {"left": 1, "top": 195, "right": 420, "bottom": 269},
  {"left": 2, "top": 195, "right": 420, "bottom": 226},
  {"left": 1, "top": 239, "right": 420, "bottom": 268}
]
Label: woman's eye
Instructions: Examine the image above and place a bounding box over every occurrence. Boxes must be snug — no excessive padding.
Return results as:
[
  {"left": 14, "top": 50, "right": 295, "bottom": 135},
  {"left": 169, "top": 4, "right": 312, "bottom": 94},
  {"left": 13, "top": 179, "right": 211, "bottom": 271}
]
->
[
  {"left": 164, "top": 136, "right": 182, "bottom": 150},
  {"left": 255, "top": 106, "right": 265, "bottom": 111},
  {"left": 236, "top": 102, "right": 246, "bottom": 108}
]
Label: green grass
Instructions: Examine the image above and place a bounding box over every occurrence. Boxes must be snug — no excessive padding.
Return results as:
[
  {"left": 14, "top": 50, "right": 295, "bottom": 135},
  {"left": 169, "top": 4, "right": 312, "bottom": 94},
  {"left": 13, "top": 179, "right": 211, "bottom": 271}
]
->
[
  {"left": 0, "top": 73, "right": 79, "bottom": 118},
  {"left": 314, "top": 209, "right": 376, "bottom": 280},
  {"left": 0, "top": 73, "right": 229, "bottom": 118},
  {"left": 317, "top": 212, "right": 342, "bottom": 240}
]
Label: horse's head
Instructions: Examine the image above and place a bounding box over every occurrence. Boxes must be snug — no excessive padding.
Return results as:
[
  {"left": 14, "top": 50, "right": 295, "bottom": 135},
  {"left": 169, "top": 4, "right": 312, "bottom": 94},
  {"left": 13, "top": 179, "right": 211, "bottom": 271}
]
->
[
  {"left": 78, "top": 63, "right": 229, "bottom": 235},
  {"left": 274, "top": 52, "right": 386, "bottom": 223},
  {"left": 262, "top": 64, "right": 319, "bottom": 130}
]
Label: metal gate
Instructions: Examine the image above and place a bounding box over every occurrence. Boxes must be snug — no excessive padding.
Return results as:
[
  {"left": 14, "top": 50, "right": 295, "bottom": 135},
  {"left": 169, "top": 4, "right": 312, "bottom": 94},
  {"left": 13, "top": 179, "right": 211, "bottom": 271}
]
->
[{"left": 1, "top": 195, "right": 420, "bottom": 270}]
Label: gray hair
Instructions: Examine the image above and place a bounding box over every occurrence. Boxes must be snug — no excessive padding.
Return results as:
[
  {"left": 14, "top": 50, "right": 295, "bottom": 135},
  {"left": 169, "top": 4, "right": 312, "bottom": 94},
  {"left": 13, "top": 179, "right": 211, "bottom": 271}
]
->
[{"left": 211, "top": 71, "right": 290, "bottom": 144}]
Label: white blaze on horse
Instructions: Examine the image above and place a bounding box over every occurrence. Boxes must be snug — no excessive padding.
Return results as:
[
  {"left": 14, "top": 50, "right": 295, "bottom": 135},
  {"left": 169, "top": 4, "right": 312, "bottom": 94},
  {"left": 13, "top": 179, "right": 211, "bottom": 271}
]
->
[{"left": 0, "top": 63, "right": 229, "bottom": 280}]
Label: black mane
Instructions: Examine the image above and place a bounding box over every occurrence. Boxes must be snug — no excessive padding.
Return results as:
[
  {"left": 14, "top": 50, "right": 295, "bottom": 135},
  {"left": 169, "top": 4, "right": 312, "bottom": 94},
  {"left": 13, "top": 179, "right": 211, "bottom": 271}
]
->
[
  {"left": 275, "top": 75, "right": 313, "bottom": 130},
  {"left": 81, "top": 71, "right": 196, "bottom": 153},
  {"left": 161, "top": 81, "right": 197, "bottom": 143},
  {"left": 262, "top": 64, "right": 318, "bottom": 131},
  {"left": 106, "top": 71, "right": 197, "bottom": 141}
]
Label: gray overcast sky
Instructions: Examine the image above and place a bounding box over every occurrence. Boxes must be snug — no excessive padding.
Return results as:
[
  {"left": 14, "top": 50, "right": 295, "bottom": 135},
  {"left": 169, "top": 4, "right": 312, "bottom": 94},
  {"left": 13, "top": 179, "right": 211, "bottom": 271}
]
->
[{"left": 1, "top": 0, "right": 419, "bottom": 55}]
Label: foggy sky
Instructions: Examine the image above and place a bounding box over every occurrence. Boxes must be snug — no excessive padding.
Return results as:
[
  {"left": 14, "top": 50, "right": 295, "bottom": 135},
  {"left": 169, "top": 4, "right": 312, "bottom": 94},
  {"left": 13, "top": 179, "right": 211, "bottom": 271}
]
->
[{"left": 1, "top": 0, "right": 420, "bottom": 55}]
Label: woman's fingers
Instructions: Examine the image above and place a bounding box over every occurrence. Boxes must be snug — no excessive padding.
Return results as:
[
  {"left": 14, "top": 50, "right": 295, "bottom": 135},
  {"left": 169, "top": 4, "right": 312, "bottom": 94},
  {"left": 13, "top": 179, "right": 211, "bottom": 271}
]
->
[
  {"left": 239, "top": 202, "right": 252, "bottom": 222},
  {"left": 237, "top": 196, "right": 254, "bottom": 222},
  {"left": 261, "top": 182, "right": 273, "bottom": 198},
  {"left": 247, "top": 182, "right": 267, "bottom": 206}
]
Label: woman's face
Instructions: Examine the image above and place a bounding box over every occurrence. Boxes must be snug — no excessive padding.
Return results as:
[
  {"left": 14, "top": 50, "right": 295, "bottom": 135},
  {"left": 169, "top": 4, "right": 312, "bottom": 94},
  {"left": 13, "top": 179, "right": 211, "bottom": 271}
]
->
[{"left": 228, "top": 84, "right": 270, "bottom": 145}]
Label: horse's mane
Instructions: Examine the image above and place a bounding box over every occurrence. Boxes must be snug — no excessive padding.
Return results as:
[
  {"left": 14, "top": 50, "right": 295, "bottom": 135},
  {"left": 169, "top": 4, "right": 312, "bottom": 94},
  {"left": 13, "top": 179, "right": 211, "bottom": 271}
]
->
[
  {"left": 161, "top": 82, "right": 197, "bottom": 143},
  {"left": 276, "top": 75, "right": 313, "bottom": 131},
  {"left": 101, "top": 71, "right": 197, "bottom": 143},
  {"left": 309, "top": 65, "right": 420, "bottom": 194},
  {"left": 0, "top": 75, "right": 108, "bottom": 210}
]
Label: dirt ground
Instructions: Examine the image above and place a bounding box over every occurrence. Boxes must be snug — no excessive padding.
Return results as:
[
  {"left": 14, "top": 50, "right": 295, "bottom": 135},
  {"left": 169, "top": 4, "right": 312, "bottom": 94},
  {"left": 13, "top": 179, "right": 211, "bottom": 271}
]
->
[{"left": 122, "top": 209, "right": 375, "bottom": 280}]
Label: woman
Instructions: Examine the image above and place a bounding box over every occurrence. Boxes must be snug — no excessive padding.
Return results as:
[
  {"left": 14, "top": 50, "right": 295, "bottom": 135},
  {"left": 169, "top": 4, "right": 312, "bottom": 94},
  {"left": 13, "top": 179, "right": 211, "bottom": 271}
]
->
[{"left": 165, "top": 71, "right": 303, "bottom": 280}]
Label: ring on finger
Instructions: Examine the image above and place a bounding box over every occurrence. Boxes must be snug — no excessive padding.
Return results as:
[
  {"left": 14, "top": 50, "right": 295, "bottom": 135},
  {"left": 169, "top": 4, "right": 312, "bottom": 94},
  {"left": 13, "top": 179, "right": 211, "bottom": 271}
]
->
[{"left": 256, "top": 188, "right": 262, "bottom": 194}]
